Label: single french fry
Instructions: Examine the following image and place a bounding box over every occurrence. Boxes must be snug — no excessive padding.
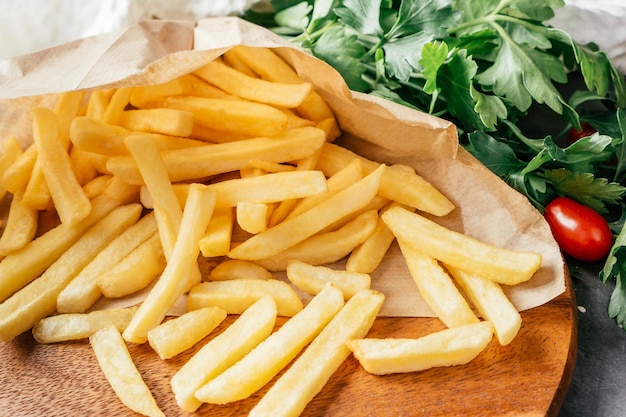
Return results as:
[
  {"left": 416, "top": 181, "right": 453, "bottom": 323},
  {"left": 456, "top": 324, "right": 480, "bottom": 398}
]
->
[
  {"left": 158, "top": 95, "right": 289, "bottom": 137},
  {"left": 228, "top": 165, "right": 384, "bottom": 261},
  {"left": 287, "top": 260, "right": 371, "bottom": 300},
  {"left": 347, "top": 321, "right": 494, "bottom": 375},
  {"left": 32, "top": 307, "right": 137, "bottom": 343},
  {"left": 70, "top": 116, "right": 204, "bottom": 156},
  {"left": 317, "top": 142, "right": 455, "bottom": 216},
  {"left": 0, "top": 191, "right": 38, "bottom": 256},
  {"left": 33, "top": 107, "right": 92, "bottom": 225},
  {"left": 90, "top": 326, "right": 165, "bottom": 417},
  {"left": 107, "top": 126, "right": 327, "bottom": 185},
  {"left": 0, "top": 137, "right": 23, "bottom": 200},
  {"left": 124, "top": 134, "right": 183, "bottom": 260},
  {"left": 129, "top": 73, "right": 235, "bottom": 108},
  {"left": 70, "top": 146, "right": 99, "bottom": 186},
  {"left": 122, "top": 184, "right": 217, "bottom": 344},
  {"left": 194, "top": 283, "right": 344, "bottom": 404},
  {"left": 22, "top": 158, "right": 51, "bottom": 210},
  {"left": 248, "top": 288, "right": 384, "bottom": 417},
  {"left": 171, "top": 295, "right": 277, "bottom": 412},
  {"left": 236, "top": 201, "right": 269, "bottom": 234},
  {"left": 286, "top": 157, "right": 363, "bottom": 221},
  {"left": 383, "top": 206, "right": 543, "bottom": 285},
  {"left": 56, "top": 213, "right": 158, "bottom": 313},
  {"left": 445, "top": 265, "right": 522, "bottom": 346},
  {"left": 346, "top": 202, "right": 405, "bottom": 274},
  {"left": 54, "top": 90, "right": 86, "bottom": 140},
  {"left": 193, "top": 59, "right": 313, "bottom": 108},
  {"left": 1, "top": 143, "right": 37, "bottom": 194},
  {"left": 85, "top": 88, "right": 115, "bottom": 120},
  {"left": 187, "top": 278, "right": 303, "bottom": 317},
  {"left": 199, "top": 205, "right": 234, "bottom": 258},
  {"left": 0, "top": 203, "right": 142, "bottom": 341},
  {"left": 397, "top": 239, "right": 479, "bottom": 328},
  {"left": 208, "top": 259, "right": 273, "bottom": 281},
  {"left": 189, "top": 124, "right": 252, "bottom": 143},
  {"left": 255, "top": 209, "right": 379, "bottom": 271},
  {"left": 102, "top": 87, "right": 132, "bottom": 125},
  {"left": 120, "top": 108, "right": 194, "bottom": 137},
  {"left": 0, "top": 177, "right": 138, "bottom": 304},
  {"left": 147, "top": 307, "right": 227, "bottom": 360},
  {"left": 224, "top": 45, "right": 337, "bottom": 125},
  {"left": 97, "top": 233, "right": 166, "bottom": 298}
]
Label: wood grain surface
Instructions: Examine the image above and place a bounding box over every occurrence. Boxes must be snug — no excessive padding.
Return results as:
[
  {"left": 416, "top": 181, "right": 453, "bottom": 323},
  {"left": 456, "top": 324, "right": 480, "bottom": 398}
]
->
[{"left": 0, "top": 271, "right": 576, "bottom": 417}]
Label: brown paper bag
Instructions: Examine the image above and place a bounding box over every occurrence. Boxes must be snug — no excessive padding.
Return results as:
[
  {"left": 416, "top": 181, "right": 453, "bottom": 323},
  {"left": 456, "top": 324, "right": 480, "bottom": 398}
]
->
[{"left": 0, "top": 17, "right": 565, "bottom": 317}]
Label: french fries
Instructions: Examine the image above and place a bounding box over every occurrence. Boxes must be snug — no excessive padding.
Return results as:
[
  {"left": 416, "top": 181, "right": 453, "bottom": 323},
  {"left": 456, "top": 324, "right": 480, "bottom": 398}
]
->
[
  {"left": 0, "top": 44, "right": 547, "bottom": 417},
  {"left": 90, "top": 325, "right": 165, "bottom": 417},
  {"left": 194, "top": 283, "right": 344, "bottom": 404},
  {"left": 347, "top": 321, "right": 494, "bottom": 375}
]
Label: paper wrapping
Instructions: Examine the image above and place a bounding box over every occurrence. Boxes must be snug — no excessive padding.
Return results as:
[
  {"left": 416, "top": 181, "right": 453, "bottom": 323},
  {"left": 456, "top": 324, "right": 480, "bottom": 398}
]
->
[{"left": 0, "top": 17, "right": 566, "bottom": 317}]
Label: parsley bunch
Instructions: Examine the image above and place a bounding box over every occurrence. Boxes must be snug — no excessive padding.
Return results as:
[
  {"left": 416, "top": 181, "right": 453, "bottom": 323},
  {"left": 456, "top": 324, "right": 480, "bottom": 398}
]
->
[{"left": 243, "top": 0, "right": 626, "bottom": 325}]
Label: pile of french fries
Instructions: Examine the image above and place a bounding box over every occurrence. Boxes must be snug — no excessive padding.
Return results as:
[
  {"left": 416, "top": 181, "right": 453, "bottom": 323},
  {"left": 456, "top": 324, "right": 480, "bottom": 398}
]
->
[{"left": 0, "top": 45, "right": 544, "bottom": 416}]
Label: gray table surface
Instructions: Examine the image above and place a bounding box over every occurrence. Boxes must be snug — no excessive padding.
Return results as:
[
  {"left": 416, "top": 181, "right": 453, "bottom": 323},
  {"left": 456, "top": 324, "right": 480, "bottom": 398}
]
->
[{"left": 558, "top": 260, "right": 626, "bottom": 417}]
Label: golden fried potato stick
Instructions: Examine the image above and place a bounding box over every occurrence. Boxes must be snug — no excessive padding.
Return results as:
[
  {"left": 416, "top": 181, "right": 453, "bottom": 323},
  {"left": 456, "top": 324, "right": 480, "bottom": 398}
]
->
[
  {"left": 198, "top": 204, "right": 233, "bottom": 258},
  {"left": 236, "top": 201, "right": 269, "bottom": 234},
  {"left": 33, "top": 107, "right": 92, "bottom": 225},
  {"left": 147, "top": 307, "right": 227, "bottom": 360},
  {"left": 0, "top": 177, "right": 138, "bottom": 303},
  {"left": 346, "top": 202, "right": 405, "bottom": 274},
  {"left": 286, "top": 260, "right": 371, "bottom": 300},
  {"left": 102, "top": 87, "right": 132, "bottom": 125},
  {"left": 224, "top": 46, "right": 338, "bottom": 128},
  {"left": 0, "top": 137, "right": 23, "bottom": 200},
  {"left": 53, "top": 90, "right": 86, "bottom": 141},
  {"left": 0, "top": 203, "right": 142, "bottom": 341},
  {"left": 347, "top": 321, "right": 494, "bottom": 375},
  {"left": 158, "top": 95, "right": 289, "bottom": 137},
  {"left": 317, "top": 142, "right": 455, "bottom": 216},
  {"left": 228, "top": 165, "right": 384, "bottom": 261},
  {"left": 171, "top": 295, "right": 277, "bottom": 412},
  {"left": 32, "top": 307, "right": 137, "bottom": 343},
  {"left": 129, "top": 73, "right": 234, "bottom": 108},
  {"left": 187, "top": 278, "right": 303, "bottom": 317},
  {"left": 285, "top": 157, "right": 363, "bottom": 221},
  {"left": 0, "top": 191, "right": 38, "bottom": 256},
  {"left": 193, "top": 59, "right": 313, "bottom": 108},
  {"left": 0, "top": 142, "right": 37, "bottom": 194},
  {"left": 90, "top": 326, "right": 165, "bottom": 417},
  {"left": 85, "top": 88, "right": 115, "bottom": 120},
  {"left": 396, "top": 239, "right": 479, "bottom": 328},
  {"left": 97, "top": 232, "right": 165, "bottom": 298},
  {"left": 120, "top": 108, "right": 194, "bottom": 137},
  {"left": 70, "top": 116, "right": 205, "bottom": 156},
  {"left": 208, "top": 259, "right": 273, "bottom": 281},
  {"left": 122, "top": 184, "right": 217, "bottom": 344},
  {"left": 56, "top": 213, "right": 158, "bottom": 313},
  {"left": 22, "top": 159, "right": 51, "bottom": 210},
  {"left": 382, "top": 206, "right": 543, "bottom": 285},
  {"left": 194, "top": 283, "right": 344, "bottom": 404},
  {"left": 445, "top": 265, "right": 522, "bottom": 346},
  {"left": 106, "top": 126, "right": 326, "bottom": 185},
  {"left": 248, "top": 288, "right": 384, "bottom": 417},
  {"left": 255, "top": 209, "right": 379, "bottom": 271}
]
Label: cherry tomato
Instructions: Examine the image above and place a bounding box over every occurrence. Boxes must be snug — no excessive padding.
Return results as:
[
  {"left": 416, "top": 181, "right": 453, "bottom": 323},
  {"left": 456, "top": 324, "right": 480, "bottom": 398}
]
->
[
  {"left": 544, "top": 197, "right": 613, "bottom": 262},
  {"left": 566, "top": 122, "right": 596, "bottom": 145}
]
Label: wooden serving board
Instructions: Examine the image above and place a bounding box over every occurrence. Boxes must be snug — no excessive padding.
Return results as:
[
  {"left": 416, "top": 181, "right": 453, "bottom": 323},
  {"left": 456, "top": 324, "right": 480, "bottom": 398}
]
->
[{"left": 0, "top": 270, "right": 576, "bottom": 417}]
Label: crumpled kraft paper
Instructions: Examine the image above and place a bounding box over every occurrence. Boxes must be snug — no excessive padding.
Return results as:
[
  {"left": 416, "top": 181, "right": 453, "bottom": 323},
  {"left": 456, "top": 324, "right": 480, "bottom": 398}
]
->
[{"left": 0, "top": 17, "right": 566, "bottom": 317}]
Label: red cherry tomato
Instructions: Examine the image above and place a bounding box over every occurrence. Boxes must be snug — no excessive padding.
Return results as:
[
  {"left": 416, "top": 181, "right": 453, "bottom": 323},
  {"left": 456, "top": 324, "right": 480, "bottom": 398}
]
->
[
  {"left": 566, "top": 122, "right": 596, "bottom": 145},
  {"left": 544, "top": 197, "right": 613, "bottom": 262}
]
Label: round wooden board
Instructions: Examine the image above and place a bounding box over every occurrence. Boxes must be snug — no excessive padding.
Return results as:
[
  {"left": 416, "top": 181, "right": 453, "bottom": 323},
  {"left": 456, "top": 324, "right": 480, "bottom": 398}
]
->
[{"left": 0, "top": 271, "right": 576, "bottom": 417}]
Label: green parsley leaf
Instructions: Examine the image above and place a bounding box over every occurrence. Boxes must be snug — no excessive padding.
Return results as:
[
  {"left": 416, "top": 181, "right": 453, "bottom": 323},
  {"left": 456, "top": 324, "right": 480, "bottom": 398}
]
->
[{"left": 334, "top": 0, "right": 383, "bottom": 36}]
